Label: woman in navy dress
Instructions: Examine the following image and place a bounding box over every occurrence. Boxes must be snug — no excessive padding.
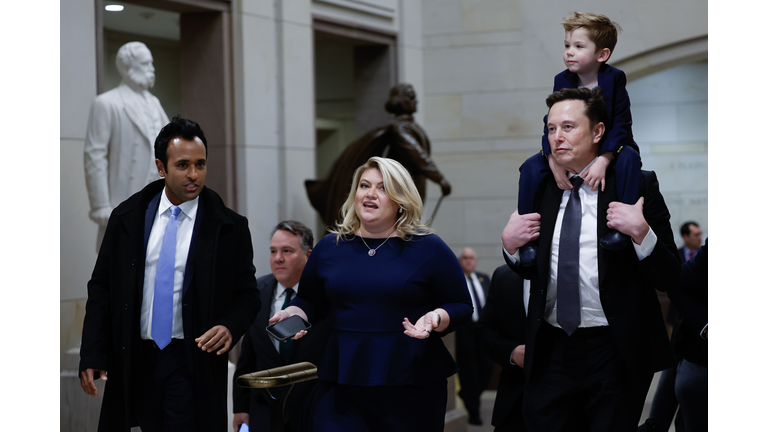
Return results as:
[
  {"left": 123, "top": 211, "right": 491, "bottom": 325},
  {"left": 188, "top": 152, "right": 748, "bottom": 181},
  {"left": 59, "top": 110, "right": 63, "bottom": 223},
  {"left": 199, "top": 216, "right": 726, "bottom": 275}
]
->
[{"left": 270, "top": 156, "right": 472, "bottom": 432}]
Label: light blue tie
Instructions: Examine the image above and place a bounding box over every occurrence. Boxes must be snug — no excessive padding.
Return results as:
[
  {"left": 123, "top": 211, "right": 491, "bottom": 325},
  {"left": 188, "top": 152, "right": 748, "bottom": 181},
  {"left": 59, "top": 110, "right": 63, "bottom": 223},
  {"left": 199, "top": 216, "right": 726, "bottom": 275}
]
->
[{"left": 152, "top": 205, "right": 180, "bottom": 349}]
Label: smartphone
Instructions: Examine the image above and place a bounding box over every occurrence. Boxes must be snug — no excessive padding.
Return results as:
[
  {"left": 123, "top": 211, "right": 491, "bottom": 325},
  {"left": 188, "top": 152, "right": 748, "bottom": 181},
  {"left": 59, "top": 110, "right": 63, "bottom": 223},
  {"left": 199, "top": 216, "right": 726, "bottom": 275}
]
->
[{"left": 265, "top": 315, "right": 312, "bottom": 342}]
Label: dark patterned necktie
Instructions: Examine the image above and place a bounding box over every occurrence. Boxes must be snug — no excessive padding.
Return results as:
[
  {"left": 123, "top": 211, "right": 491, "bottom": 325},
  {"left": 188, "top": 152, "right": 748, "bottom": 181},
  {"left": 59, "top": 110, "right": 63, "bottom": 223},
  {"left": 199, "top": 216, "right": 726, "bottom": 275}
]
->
[{"left": 557, "top": 177, "right": 584, "bottom": 336}]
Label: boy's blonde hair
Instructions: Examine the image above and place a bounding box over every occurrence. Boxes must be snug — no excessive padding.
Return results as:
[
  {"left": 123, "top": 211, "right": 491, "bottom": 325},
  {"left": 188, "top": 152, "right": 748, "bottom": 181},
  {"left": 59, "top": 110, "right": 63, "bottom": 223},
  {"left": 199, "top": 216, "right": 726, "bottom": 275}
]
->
[
  {"left": 330, "top": 157, "right": 434, "bottom": 242},
  {"left": 562, "top": 12, "right": 622, "bottom": 60}
]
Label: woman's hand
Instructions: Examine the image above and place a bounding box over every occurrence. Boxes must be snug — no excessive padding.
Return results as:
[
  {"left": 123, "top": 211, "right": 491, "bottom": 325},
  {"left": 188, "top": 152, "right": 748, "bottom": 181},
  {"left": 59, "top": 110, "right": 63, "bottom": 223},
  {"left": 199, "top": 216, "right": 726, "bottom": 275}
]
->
[{"left": 402, "top": 310, "right": 446, "bottom": 339}]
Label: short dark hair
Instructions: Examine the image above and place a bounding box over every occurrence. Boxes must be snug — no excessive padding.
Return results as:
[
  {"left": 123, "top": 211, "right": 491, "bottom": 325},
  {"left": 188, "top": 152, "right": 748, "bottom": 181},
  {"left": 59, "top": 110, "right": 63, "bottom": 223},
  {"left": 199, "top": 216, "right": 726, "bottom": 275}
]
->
[
  {"left": 546, "top": 87, "right": 607, "bottom": 129},
  {"left": 154, "top": 115, "right": 208, "bottom": 169},
  {"left": 271, "top": 220, "right": 314, "bottom": 253},
  {"left": 680, "top": 221, "right": 699, "bottom": 237}
]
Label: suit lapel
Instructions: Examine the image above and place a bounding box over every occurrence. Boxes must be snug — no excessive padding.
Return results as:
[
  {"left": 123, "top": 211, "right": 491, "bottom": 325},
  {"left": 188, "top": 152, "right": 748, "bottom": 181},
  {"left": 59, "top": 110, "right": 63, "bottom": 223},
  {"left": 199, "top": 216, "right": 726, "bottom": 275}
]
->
[
  {"left": 537, "top": 178, "right": 564, "bottom": 285},
  {"left": 259, "top": 278, "right": 285, "bottom": 364},
  {"left": 597, "top": 169, "right": 617, "bottom": 287}
]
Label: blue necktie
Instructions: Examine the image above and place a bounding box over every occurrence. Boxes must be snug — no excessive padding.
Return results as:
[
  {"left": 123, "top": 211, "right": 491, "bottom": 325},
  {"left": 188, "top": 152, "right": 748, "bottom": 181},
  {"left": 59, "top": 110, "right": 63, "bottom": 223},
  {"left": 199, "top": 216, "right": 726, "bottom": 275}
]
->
[
  {"left": 152, "top": 206, "right": 180, "bottom": 349},
  {"left": 280, "top": 288, "right": 295, "bottom": 362},
  {"left": 557, "top": 177, "right": 584, "bottom": 336}
]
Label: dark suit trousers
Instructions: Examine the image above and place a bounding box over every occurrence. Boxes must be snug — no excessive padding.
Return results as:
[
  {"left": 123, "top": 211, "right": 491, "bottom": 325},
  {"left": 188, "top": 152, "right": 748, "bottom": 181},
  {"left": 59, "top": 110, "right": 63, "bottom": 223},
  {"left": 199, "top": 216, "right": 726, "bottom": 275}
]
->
[
  {"left": 135, "top": 339, "right": 200, "bottom": 432},
  {"left": 524, "top": 324, "right": 651, "bottom": 432}
]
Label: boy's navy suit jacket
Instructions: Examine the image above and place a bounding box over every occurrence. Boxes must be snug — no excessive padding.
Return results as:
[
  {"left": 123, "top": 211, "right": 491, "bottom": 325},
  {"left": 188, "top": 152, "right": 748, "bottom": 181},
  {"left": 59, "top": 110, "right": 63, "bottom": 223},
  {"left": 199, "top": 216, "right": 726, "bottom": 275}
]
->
[{"left": 542, "top": 63, "right": 639, "bottom": 157}]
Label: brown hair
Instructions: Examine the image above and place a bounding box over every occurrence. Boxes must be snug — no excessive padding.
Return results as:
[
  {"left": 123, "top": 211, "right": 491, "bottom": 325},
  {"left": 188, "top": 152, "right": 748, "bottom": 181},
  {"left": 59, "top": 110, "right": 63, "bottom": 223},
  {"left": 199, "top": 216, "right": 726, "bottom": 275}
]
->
[{"left": 562, "top": 12, "right": 622, "bottom": 60}]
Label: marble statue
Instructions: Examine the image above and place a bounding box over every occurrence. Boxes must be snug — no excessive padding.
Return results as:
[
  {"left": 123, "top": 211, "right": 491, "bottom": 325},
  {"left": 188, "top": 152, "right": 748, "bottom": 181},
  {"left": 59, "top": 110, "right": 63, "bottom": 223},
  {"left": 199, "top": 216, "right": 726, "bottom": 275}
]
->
[
  {"left": 83, "top": 41, "right": 169, "bottom": 250},
  {"left": 306, "top": 83, "right": 451, "bottom": 228}
]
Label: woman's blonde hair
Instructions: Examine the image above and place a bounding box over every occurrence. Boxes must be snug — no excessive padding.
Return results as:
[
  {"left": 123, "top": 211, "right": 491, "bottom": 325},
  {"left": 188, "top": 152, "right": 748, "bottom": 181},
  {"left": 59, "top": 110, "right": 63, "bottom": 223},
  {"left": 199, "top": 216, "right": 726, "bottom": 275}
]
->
[{"left": 330, "top": 157, "right": 434, "bottom": 242}]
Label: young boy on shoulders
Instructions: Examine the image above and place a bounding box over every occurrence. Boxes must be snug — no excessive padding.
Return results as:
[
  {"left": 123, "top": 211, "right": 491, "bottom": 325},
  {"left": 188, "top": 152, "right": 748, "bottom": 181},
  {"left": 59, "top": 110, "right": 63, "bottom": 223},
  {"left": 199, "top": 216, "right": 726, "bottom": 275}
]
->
[{"left": 517, "top": 11, "right": 642, "bottom": 266}]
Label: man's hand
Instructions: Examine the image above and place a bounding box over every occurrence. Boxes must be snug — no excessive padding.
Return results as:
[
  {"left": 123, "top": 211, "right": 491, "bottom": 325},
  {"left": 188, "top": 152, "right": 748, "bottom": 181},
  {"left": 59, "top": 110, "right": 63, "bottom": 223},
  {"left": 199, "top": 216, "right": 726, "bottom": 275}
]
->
[
  {"left": 195, "top": 325, "right": 232, "bottom": 355},
  {"left": 80, "top": 368, "right": 107, "bottom": 398},
  {"left": 548, "top": 156, "right": 572, "bottom": 191},
  {"left": 233, "top": 413, "right": 249, "bottom": 432},
  {"left": 511, "top": 345, "right": 525, "bottom": 368},
  {"left": 501, "top": 210, "right": 541, "bottom": 255},
  {"left": 606, "top": 197, "right": 650, "bottom": 245},
  {"left": 88, "top": 206, "right": 113, "bottom": 226},
  {"left": 581, "top": 154, "right": 610, "bottom": 192}
]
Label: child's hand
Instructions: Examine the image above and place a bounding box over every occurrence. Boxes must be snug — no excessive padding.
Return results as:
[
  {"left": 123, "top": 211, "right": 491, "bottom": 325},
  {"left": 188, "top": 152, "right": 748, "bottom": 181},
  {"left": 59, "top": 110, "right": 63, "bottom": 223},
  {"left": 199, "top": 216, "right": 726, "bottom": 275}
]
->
[
  {"left": 582, "top": 154, "right": 610, "bottom": 191},
  {"left": 548, "top": 156, "right": 572, "bottom": 190}
]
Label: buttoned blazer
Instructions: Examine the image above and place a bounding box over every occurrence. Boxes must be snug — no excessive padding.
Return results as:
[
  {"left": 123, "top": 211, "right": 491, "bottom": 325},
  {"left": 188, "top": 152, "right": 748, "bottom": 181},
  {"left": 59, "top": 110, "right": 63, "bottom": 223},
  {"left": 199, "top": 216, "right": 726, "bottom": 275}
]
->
[
  {"left": 505, "top": 169, "right": 679, "bottom": 384},
  {"left": 79, "top": 179, "right": 260, "bottom": 432},
  {"left": 233, "top": 274, "right": 330, "bottom": 430}
]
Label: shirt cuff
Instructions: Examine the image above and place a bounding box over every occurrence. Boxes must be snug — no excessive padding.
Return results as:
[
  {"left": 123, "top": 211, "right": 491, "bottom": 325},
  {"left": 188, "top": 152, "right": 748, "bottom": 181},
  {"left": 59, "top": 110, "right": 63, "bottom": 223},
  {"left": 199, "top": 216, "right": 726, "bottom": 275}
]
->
[
  {"left": 503, "top": 245, "right": 520, "bottom": 265},
  {"left": 632, "top": 226, "right": 657, "bottom": 261}
]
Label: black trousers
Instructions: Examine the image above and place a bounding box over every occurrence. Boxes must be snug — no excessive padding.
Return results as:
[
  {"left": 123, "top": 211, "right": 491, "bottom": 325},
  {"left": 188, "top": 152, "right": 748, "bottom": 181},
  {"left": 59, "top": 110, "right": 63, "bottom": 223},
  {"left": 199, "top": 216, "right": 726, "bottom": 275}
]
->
[
  {"left": 134, "top": 339, "right": 200, "bottom": 432},
  {"left": 523, "top": 324, "right": 651, "bottom": 432}
]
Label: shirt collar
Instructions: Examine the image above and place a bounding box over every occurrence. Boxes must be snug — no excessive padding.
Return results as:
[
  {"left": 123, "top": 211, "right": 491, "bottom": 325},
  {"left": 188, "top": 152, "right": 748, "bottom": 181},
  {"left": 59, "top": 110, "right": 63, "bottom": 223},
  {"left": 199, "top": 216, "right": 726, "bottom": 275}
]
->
[
  {"left": 276, "top": 281, "right": 298, "bottom": 297},
  {"left": 159, "top": 187, "right": 199, "bottom": 220}
]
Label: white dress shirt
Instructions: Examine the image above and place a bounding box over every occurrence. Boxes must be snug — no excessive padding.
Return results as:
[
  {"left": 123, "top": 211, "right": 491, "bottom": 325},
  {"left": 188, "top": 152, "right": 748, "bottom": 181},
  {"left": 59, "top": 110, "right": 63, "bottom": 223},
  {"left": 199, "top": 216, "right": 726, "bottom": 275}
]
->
[
  {"left": 465, "top": 273, "right": 486, "bottom": 322},
  {"left": 504, "top": 158, "right": 657, "bottom": 329},
  {"left": 140, "top": 189, "right": 199, "bottom": 341},
  {"left": 271, "top": 282, "right": 299, "bottom": 352}
]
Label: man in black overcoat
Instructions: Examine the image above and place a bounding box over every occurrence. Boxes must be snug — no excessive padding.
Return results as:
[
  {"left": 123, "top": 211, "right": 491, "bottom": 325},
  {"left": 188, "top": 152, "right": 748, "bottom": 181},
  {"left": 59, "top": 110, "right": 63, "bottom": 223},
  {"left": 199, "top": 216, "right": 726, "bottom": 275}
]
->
[{"left": 79, "top": 116, "right": 260, "bottom": 431}]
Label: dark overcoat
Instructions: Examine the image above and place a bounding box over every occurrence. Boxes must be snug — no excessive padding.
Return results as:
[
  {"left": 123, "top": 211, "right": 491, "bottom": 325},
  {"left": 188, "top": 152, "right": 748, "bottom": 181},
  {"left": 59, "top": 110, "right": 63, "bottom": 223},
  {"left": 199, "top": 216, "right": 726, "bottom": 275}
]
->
[{"left": 79, "top": 179, "right": 260, "bottom": 432}]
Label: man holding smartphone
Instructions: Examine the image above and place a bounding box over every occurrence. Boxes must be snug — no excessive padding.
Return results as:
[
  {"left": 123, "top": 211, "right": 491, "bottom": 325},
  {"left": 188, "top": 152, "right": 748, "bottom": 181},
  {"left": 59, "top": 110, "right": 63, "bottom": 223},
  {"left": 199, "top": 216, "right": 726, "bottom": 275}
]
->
[{"left": 233, "top": 221, "right": 330, "bottom": 432}]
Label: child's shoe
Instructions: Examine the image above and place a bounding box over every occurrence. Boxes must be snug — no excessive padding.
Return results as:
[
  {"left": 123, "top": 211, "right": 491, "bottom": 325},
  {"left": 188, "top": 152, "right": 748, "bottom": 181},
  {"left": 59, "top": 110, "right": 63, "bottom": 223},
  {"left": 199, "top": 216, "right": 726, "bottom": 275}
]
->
[{"left": 600, "top": 230, "right": 630, "bottom": 250}]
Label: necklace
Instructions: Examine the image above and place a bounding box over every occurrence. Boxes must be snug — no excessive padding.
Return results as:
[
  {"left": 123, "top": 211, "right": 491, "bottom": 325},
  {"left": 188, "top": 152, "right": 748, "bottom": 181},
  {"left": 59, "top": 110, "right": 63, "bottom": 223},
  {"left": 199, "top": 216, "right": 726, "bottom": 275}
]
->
[{"left": 358, "top": 229, "right": 396, "bottom": 256}]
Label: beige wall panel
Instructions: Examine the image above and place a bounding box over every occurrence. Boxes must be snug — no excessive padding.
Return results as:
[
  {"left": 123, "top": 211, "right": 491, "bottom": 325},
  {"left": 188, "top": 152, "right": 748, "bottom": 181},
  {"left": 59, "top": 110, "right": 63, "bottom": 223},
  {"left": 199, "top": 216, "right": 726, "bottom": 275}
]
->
[
  {"left": 239, "top": 146, "right": 281, "bottom": 277},
  {"left": 282, "top": 22, "right": 316, "bottom": 151},
  {"left": 238, "top": 0, "right": 277, "bottom": 18},
  {"left": 237, "top": 13, "right": 279, "bottom": 146},
  {"left": 424, "top": 45, "right": 523, "bottom": 93},
  {"left": 284, "top": 147, "right": 320, "bottom": 235},
  {"left": 60, "top": 0, "right": 97, "bottom": 139},
  {"left": 61, "top": 139, "right": 99, "bottom": 303}
]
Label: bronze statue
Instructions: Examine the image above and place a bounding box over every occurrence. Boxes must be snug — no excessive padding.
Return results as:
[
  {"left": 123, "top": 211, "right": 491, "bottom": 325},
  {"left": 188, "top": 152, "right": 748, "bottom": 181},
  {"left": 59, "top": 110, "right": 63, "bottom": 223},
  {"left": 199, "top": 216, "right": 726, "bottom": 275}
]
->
[{"left": 306, "top": 84, "right": 451, "bottom": 228}]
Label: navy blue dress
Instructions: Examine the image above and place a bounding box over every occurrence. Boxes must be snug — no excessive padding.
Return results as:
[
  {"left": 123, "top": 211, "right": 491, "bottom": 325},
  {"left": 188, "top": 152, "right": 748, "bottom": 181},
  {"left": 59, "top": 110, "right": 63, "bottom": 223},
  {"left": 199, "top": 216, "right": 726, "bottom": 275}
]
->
[{"left": 291, "top": 233, "right": 472, "bottom": 431}]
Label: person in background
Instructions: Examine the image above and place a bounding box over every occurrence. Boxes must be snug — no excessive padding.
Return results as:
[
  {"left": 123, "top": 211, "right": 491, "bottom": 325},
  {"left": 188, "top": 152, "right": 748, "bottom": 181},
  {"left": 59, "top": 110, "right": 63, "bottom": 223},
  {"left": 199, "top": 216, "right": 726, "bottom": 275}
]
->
[
  {"left": 455, "top": 247, "right": 494, "bottom": 426},
  {"left": 233, "top": 220, "right": 330, "bottom": 432}
]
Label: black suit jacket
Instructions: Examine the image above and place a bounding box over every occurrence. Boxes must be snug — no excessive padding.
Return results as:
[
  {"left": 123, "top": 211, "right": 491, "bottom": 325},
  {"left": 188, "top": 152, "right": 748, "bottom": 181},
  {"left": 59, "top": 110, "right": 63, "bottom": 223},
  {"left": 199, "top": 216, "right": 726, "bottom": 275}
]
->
[
  {"left": 79, "top": 179, "right": 261, "bottom": 432},
  {"left": 233, "top": 274, "right": 330, "bottom": 430},
  {"left": 475, "top": 265, "right": 527, "bottom": 431},
  {"left": 505, "top": 169, "right": 680, "bottom": 384},
  {"left": 455, "top": 271, "right": 491, "bottom": 353},
  {"left": 669, "top": 241, "right": 707, "bottom": 367}
]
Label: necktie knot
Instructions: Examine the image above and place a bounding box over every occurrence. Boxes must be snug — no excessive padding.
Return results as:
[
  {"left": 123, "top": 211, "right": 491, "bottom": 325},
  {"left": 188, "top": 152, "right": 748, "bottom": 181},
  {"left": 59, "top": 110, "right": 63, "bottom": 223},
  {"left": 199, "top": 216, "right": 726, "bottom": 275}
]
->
[
  {"left": 169, "top": 206, "right": 181, "bottom": 218},
  {"left": 281, "top": 288, "right": 295, "bottom": 310},
  {"left": 570, "top": 176, "right": 584, "bottom": 190}
]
